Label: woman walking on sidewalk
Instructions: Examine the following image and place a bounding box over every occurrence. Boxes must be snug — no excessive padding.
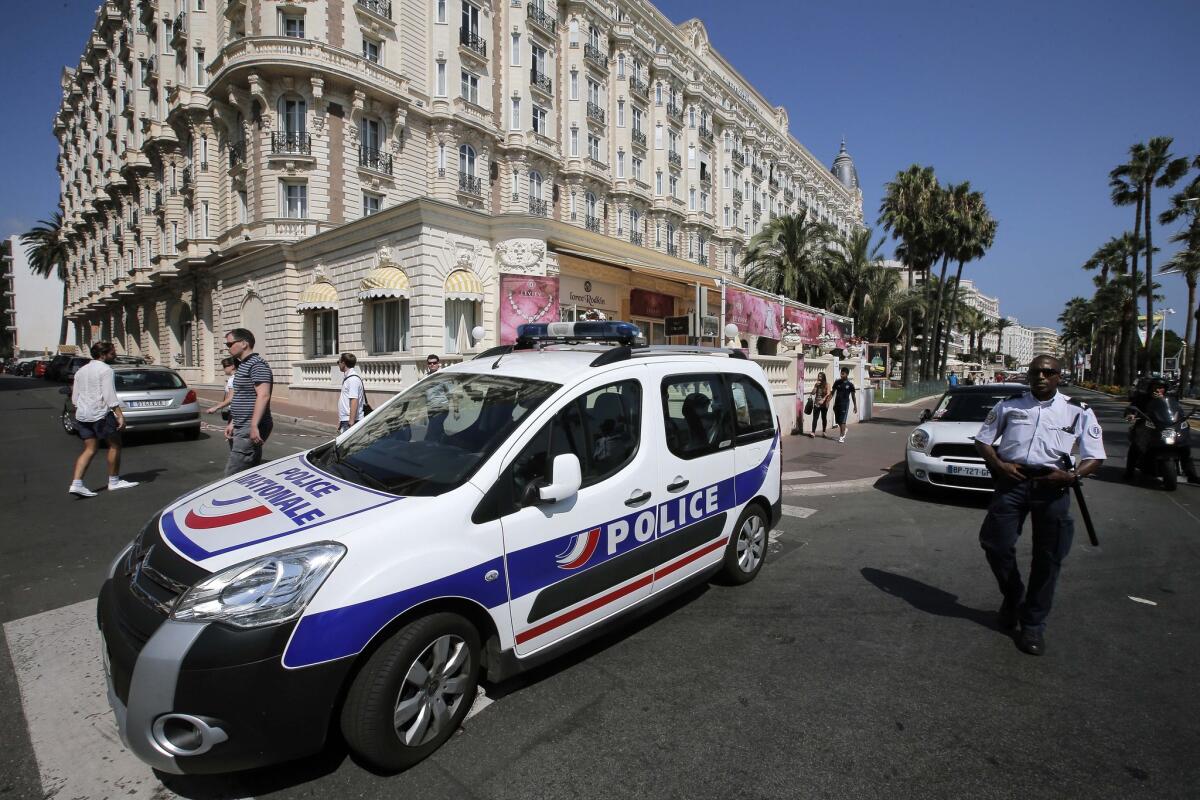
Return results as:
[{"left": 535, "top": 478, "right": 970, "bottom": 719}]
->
[{"left": 808, "top": 372, "right": 830, "bottom": 437}]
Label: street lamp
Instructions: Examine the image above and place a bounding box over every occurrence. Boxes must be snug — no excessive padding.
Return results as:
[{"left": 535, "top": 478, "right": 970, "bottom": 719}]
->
[{"left": 1160, "top": 308, "right": 1176, "bottom": 376}]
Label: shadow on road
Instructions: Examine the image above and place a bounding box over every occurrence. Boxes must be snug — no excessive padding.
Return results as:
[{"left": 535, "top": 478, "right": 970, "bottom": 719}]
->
[
  {"left": 119, "top": 467, "right": 168, "bottom": 484},
  {"left": 860, "top": 567, "right": 997, "bottom": 631}
]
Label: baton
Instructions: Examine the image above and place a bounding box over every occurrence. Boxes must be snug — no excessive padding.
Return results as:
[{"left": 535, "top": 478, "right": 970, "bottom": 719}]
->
[{"left": 1060, "top": 454, "right": 1100, "bottom": 547}]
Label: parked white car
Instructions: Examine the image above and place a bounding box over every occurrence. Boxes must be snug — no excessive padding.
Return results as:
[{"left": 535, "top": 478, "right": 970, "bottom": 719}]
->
[{"left": 904, "top": 384, "right": 1026, "bottom": 493}]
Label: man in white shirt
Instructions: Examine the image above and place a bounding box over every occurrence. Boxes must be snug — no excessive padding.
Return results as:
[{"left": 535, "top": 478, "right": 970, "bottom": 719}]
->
[
  {"left": 338, "top": 353, "right": 366, "bottom": 432},
  {"left": 69, "top": 341, "right": 139, "bottom": 497}
]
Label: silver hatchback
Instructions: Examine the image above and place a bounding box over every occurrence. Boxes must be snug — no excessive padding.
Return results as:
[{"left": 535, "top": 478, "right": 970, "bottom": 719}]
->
[{"left": 62, "top": 365, "right": 201, "bottom": 439}]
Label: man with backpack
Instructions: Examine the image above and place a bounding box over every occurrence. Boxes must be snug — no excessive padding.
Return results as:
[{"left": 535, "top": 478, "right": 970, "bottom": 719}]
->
[{"left": 338, "top": 352, "right": 369, "bottom": 432}]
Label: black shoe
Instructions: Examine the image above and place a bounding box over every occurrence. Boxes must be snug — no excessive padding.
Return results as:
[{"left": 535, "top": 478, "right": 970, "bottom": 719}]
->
[
  {"left": 997, "top": 602, "right": 1020, "bottom": 632},
  {"left": 1017, "top": 628, "right": 1045, "bottom": 656}
]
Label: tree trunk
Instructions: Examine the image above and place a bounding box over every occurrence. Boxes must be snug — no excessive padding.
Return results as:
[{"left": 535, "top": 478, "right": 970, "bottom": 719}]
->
[
  {"left": 939, "top": 262, "right": 966, "bottom": 376},
  {"left": 1125, "top": 193, "right": 1144, "bottom": 385},
  {"left": 58, "top": 281, "right": 69, "bottom": 347},
  {"left": 926, "top": 257, "right": 950, "bottom": 379},
  {"left": 902, "top": 263, "right": 913, "bottom": 385},
  {"left": 1190, "top": 302, "right": 1200, "bottom": 395},
  {"left": 1143, "top": 181, "right": 1155, "bottom": 374}
]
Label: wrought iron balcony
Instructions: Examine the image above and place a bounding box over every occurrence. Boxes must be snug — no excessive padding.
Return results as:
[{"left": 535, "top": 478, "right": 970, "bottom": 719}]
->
[
  {"left": 666, "top": 102, "right": 682, "bottom": 121},
  {"left": 459, "top": 28, "right": 486, "bottom": 58},
  {"left": 585, "top": 215, "right": 601, "bottom": 233},
  {"left": 731, "top": 151, "right": 745, "bottom": 170},
  {"left": 698, "top": 125, "right": 713, "bottom": 143},
  {"left": 356, "top": 0, "right": 392, "bottom": 19},
  {"left": 458, "top": 174, "right": 483, "bottom": 197},
  {"left": 752, "top": 201, "right": 762, "bottom": 216},
  {"left": 153, "top": 189, "right": 162, "bottom": 210},
  {"left": 751, "top": 164, "right": 764, "bottom": 180},
  {"left": 631, "top": 128, "right": 646, "bottom": 148},
  {"left": 628, "top": 74, "right": 647, "bottom": 97},
  {"left": 733, "top": 189, "right": 743, "bottom": 205},
  {"left": 784, "top": 189, "right": 795, "bottom": 204},
  {"left": 666, "top": 242, "right": 677, "bottom": 256},
  {"left": 530, "top": 68, "right": 552, "bottom": 95},
  {"left": 272, "top": 131, "right": 312, "bottom": 155},
  {"left": 181, "top": 167, "right": 192, "bottom": 190},
  {"left": 586, "top": 101, "right": 605, "bottom": 124},
  {"left": 528, "top": 198, "right": 549, "bottom": 217},
  {"left": 769, "top": 177, "right": 780, "bottom": 191},
  {"left": 697, "top": 253, "right": 708, "bottom": 266},
  {"left": 229, "top": 140, "right": 245, "bottom": 168},
  {"left": 668, "top": 150, "right": 681, "bottom": 169},
  {"left": 629, "top": 230, "right": 643, "bottom": 246},
  {"left": 526, "top": 3, "right": 555, "bottom": 35},
  {"left": 170, "top": 12, "right": 186, "bottom": 47},
  {"left": 142, "top": 55, "right": 157, "bottom": 83},
  {"left": 359, "top": 145, "right": 393, "bottom": 174},
  {"left": 584, "top": 43, "right": 608, "bottom": 69}
]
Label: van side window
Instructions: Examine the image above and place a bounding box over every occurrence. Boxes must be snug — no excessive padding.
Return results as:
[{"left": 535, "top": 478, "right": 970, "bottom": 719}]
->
[
  {"left": 661, "top": 374, "right": 734, "bottom": 459},
  {"left": 730, "top": 376, "right": 773, "bottom": 440}
]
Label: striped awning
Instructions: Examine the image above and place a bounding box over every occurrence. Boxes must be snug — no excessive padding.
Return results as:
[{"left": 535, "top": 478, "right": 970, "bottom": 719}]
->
[
  {"left": 444, "top": 269, "right": 484, "bottom": 301},
  {"left": 358, "top": 266, "right": 410, "bottom": 300},
  {"left": 296, "top": 280, "right": 338, "bottom": 313}
]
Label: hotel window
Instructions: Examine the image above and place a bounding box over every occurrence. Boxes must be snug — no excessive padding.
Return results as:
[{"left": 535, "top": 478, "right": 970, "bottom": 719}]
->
[
  {"left": 281, "top": 181, "right": 307, "bottom": 218},
  {"left": 688, "top": 144, "right": 695, "bottom": 166},
  {"left": 655, "top": 170, "right": 662, "bottom": 194},
  {"left": 570, "top": 70, "right": 579, "bottom": 100},
  {"left": 568, "top": 18, "right": 579, "bottom": 47},
  {"left": 630, "top": 208, "right": 640, "bottom": 234},
  {"left": 616, "top": 100, "right": 624, "bottom": 127},
  {"left": 587, "top": 78, "right": 599, "bottom": 106},
  {"left": 461, "top": 2, "right": 480, "bottom": 38},
  {"left": 458, "top": 144, "right": 476, "bottom": 177},
  {"left": 688, "top": 107, "right": 695, "bottom": 128},
  {"left": 363, "top": 37, "right": 381, "bottom": 63},
  {"left": 689, "top": 187, "right": 695, "bottom": 210},
  {"left": 616, "top": 150, "right": 625, "bottom": 177},
  {"left": 436, "top": 62, "right": 447, "bottom": 96},
  {"left": 510, "top": 97, "right": 520, "bottom": 130},
  {"left": 531, "top": 43, "right": 547, "bottom": 77},
  {"left": 724, "top": 168, "right": 731, "bottom": 189},
  {"left": 237, "top": 190, "right": 247, "bottom": 224},
  {"left": 361, "top": 117, "right": 383, "bottom": 155},
  {"left": 588, "top": 134, "right": 600, "bottom": 161},
  {"left": 570, "top": 127, "right": 579, "bottom": 156},
  {"left": 279, "top": 96, "right": 306, "bottom": 137},
  {"left": 654, "top": 122, "right": 663, "bottom": 149},
  {"left": 724, "top": 206, "right": 731, "bottom": 226},
  {"left": 282, "top": 13, "right": 304, "bottom": 38},
  {"left": 701, "top": 190, "right": 708, "bottom": 212},
  {"left": 529, "top": 170, "right": 543, "bottom": 200},
  {"left": 617, "top": 53, "right": 625, "bottom": 76},
  {"left": 194, "top": 48, "right": 206, "bottom": 86},
  {"left": 631, "top": 106, "right": 642, "bottom": 135},
  {"left": 632, "top": 156, "right": 642, "bottom": 181},
  {"left": 201, "top": 201, "right": 209, "bottom": 237},
  {"left": 200, "top": 134, "right": 208, "bottom": 168},
  {"left": 668, "top": 130, "right": 677, "bottom": 154},
  {"left": 588, "top": 25, "right": 600, "bottom": 51},
  {"left": 308, "top": 310, "right": 338, "bottom": 358},
  {"left": 369, "top": 298, "right": 409, "bottom": 353},
  {"left": 445, "top": 298, "right": 478, "bottom": 354},
  {"left": 669, "top": 175, "right": 677, "bottom": 198},
  {"left": 437, "top": 0, "right": 446, "bottom": 23},
  {"left": 655, "top": 82, "right": 662, "bottom": 105},
  {"left": 460, "top": 71, "right": 478, "bottom": 104},
  {"left": 532, "top": 105, "right": 547, "bottom": 135},
  {"left": 511, "top": 32, "right": 520, "bottom": 65},
  {"left": 363, "top": 192, "right": 382, "bottom": 216}
]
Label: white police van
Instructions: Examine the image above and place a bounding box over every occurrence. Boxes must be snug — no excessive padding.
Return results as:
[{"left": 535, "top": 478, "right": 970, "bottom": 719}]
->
[{"left": 99, "top": 322, "right": 783, "bottom": 774}]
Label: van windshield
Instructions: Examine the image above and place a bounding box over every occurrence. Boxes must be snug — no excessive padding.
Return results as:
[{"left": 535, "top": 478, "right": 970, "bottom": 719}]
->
[{"left": 312, "top": 372, "right": 559, "bottom": 496}]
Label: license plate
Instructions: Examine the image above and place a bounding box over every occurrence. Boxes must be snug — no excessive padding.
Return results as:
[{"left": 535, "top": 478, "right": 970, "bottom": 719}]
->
[
  {"left": 946, "top": 465, "right": 990, "bottom": 478},
  {"left": 124, "top": 400, "right": 170, "bottom": 408}
]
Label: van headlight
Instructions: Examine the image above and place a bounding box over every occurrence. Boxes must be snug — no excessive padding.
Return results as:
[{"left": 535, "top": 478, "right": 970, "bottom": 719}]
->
[
  {"left": 909, "top": 429, "right": 930, "bottom": 451},
  {"left": 1161, "top": 429, "right": 1178, "bottom": 445},
  {"left": 171, "top": 542, "right": 346, "bottom": 628}
]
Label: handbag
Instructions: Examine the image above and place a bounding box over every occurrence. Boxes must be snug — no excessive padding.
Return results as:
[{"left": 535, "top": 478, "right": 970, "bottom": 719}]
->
[
  {"left": 804, "top": 397, "right": 814, "bottom": 415},
  {"left": 356, "top": 376, "right": 373, "bottom": 416}
]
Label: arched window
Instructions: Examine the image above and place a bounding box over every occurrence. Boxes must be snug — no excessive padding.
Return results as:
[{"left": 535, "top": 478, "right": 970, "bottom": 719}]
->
[
  {"left": 459, "top": 144, "right": 476, "bottom": 177},
  {"left": 585, "top": 191, "right": 597, "bottom": 219},
  {"left": 630, "top": 208, "right": 640, "bottom": 232},
  {"left": 529, "top": 170, "right": 543, "bottom": 200}
]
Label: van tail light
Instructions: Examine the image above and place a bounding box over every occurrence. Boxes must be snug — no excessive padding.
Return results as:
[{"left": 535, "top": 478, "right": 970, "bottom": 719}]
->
[{"left": 184, "top": 389, "right": 197, "bottom": 405}]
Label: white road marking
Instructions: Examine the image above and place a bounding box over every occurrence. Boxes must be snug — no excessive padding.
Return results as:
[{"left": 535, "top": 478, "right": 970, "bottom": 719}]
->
[
  {"left": 781, "top": 470, "right": 825, "bottom": 481},
  {"left": 781, "top": 505, "right": 817, "bottom": 519},
  {"left": 4, "top": 600, "right": 253, "bottom": 800},
  {"left": 1128, "top": 596, "right": 1158, "bottom": 606}
]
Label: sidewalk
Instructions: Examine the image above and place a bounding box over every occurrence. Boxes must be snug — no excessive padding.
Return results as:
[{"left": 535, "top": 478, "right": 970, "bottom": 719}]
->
[
  {"left": 194, "top": 387, "right": 339, "bottom": 435},
  {"left": 779, "top": 395, "right": 940, "bottom": 494}
]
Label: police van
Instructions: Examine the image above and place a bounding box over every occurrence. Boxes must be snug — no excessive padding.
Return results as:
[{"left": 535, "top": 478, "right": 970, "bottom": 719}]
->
[{"left": 98, "top": 322, "right": 783, "bottom": 774}]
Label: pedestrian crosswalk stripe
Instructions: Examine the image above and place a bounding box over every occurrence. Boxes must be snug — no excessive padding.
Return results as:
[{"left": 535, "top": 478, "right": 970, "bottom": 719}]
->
[
  {"left": 781, "top": 470, "right": 825, "bottom": 480},
  {"left": 781, "top": 505, "right": 817, "bottom": 519}
]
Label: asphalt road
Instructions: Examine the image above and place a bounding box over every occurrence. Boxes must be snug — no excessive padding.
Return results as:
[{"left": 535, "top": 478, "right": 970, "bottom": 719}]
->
[{"left": 1, "top": 378, "right": 1198, "bottom": 799}]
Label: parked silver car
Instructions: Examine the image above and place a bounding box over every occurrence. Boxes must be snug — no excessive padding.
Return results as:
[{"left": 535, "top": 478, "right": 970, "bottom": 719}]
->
[{"left": 61, "top": 365, "right": 201, "bottom": 439}]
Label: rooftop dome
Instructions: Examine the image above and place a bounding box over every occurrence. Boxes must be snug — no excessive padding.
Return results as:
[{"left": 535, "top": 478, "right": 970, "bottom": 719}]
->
[{"left": 831, "top": 138, "right": 859, "bottom": 190}]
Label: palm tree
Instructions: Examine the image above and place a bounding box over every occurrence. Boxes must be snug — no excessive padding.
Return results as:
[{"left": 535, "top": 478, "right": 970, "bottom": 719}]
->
[
  {"left": 856, "top": 264, "right": 909, "bottom": 343},
  {"left": 1111, "top": 144, "right": 1148, "bottom": 382},
  {"left": 743, "top": 209, "right": 834, "bottom": 306},
  {"left": 825, "top": 228, "right": 885, "bottom": 316},
  {"left": 1159, "top": 158, "right": 1200, "bottom": 391},
  {"left": 879, "top": 165, "right": 940, "bottom": 384},
  {"left": 20, "top": 212, "right": 71, "bottom": 346},
  {"left": 938, "top": 183, "right": 997, "bottom": 376},
  {"left": 993, "top": 317, "right": 1013, "bottom": 363},
  {"left": 1137, "top": 137, "right": 1190, "bottom": 370}
]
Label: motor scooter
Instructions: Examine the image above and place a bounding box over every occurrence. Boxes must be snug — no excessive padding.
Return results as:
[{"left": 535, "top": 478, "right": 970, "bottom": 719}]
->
[{"left": 1128, "top": 396, "right": 1196, "bottom": 491}]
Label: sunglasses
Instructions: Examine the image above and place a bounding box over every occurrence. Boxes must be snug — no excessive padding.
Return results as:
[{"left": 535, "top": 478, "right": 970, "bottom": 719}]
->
[
  {"left": 225, "top": 340, "right": 244, "bottom": 348},
  {"left": 1027, "top": 368, "right": 1060, "bottom": 378}
]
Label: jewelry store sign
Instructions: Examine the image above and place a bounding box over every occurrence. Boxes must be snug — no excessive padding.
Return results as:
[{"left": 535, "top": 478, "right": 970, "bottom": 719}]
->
[{"left": 560, "top": 276, "right": 620, "bottom": 313}]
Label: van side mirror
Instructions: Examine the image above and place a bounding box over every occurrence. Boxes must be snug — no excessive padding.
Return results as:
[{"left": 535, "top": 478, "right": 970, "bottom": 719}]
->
[
  {"left": 538, "top": 453, "right": 582, "bottom": 503},
  {"left": 919, "top": 409, "right": 932, "bottom": 422}
]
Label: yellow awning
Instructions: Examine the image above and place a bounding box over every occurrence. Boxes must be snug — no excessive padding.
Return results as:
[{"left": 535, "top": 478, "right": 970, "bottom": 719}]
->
[
  {"left": 359, "top": 266, "right": 410, "bottom": 300},
  {"left": 296, "top": 280, "right": 338, "bottom": 313},
  {"left": 444, "top": 269, "right": 484, "bottom": 300}
]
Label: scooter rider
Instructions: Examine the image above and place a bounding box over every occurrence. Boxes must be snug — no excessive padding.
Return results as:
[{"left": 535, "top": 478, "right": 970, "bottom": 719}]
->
[{"left": 1123, "top": 378, "right": 1200, "bottom": 484}]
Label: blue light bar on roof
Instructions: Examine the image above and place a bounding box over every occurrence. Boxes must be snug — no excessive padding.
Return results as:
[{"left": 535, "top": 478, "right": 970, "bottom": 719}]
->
[{"left": 517, "top": 321, "right": 643, "bottom": 342}]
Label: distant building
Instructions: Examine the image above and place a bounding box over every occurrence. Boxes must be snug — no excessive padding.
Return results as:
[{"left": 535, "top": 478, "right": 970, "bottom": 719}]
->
[
  {"left": 3, "top": 236, "right": 73, "bottom": 355},
  {"left": 957, "top": 278, "right": 1000, "bottom": 351},
  {"left": 999, "top": 317, "right": 1035, "bottom": 367},
  {"left": 1028, "top": 326, "right": 1060, "bottom": 358}
]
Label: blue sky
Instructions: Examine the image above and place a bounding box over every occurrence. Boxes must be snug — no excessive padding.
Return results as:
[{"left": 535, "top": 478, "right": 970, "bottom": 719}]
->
[{"left": 3, "top": 0, "right": 1198, "bottom": 332}]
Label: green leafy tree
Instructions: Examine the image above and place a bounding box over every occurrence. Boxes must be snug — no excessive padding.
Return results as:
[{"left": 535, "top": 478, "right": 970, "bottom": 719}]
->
[
  {"left": 1110, "top": 144, "right": 1148, "bottom": 382},
  {"left": 938, "top": 182, "right": 997, "bottom": 376},
  {"left": 1159, "top": 156, "right": 1200, "bottom": 391},
  {"left": 1136, "top": 137, "right": 1190, "bottom": 370},
  {"left": 743, "top": 209, "right": 834, "bottom": 306}
]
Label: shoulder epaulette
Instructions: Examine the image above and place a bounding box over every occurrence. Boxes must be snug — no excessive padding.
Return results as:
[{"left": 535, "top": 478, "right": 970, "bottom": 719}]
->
[{"left": 1067, "top": 397, "right": 1090, "bottom": 410}]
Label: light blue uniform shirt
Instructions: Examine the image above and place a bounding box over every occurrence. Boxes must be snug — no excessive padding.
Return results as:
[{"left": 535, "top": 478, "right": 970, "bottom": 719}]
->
[{"left": 973, "top": 390, "right": 1106, "bottom": 469}]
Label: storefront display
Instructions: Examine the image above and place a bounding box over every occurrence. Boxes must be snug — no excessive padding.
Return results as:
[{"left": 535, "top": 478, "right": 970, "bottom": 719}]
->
[{"left": 500, "top": 274, "right": 559, "bottom": 344}]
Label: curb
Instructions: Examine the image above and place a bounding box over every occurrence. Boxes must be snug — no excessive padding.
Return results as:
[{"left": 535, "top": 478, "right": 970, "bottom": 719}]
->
[{"left": 198, "top": 400, "right": 338, "bottom": 436}]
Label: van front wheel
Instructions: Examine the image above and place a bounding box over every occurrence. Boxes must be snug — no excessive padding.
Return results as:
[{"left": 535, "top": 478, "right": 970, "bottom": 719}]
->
[{"left": 340, "top": 613, "right": 481, "bottom": 772}]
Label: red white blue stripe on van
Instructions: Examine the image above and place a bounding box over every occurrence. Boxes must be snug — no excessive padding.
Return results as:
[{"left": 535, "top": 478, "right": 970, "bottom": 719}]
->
[{"left": 281, "top": 433, "right": 778, "bottom": 669}]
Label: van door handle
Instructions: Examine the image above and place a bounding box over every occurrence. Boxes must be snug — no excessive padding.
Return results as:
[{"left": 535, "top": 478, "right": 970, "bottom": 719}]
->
[
  {"left": 625, "top": 490, "right": 652, "bottom": 507},
  {"left": 666, "top": 478, "right": 689, "bottom": 492}
]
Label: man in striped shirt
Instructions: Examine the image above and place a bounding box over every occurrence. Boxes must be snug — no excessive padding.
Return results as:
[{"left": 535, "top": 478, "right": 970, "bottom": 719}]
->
[{"left": 223, "top": 328, "right": 274, "bottom": 476}]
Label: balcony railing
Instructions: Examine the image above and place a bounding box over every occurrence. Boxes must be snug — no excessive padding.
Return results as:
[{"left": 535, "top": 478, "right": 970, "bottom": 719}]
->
[
  {"left": 769, "top": 177, "right": 780, "bottom": 191},
  {"left": 528, "top": 197, "right": 549, "bottom": 217},
  {"left": 229, "top": 140, "right": 245, "bottom": 168},
  {"left": 153, "top": 189, "right": 162, "bottom": 210},
  {"left": 459, "top": 28, "right": 486, "bottom": 58},
  {"left": 583, "top": 43, "right": 608, "bottom": 69},
  {"left": 586, "top": 101, "right": 605, "bottom": 124},
  {"left": 530, "top": 68, "right": 552, "bottom": 95},
  {"left": 356, "top": 0, "right": 392, "bottom": 19},
  {"left": 584, "top": 215, "right": 601, "bottom": 233},
  {"left": 142, "top": 55, "right": 157, "bottom": 83},
  {"left": 731, "top": 152, "right": 745, "bottom": 170},
  {"left": 526, "top": 3, "right": 555, "bottom": 35},
  {"left": 784, "top": 189, "right": 795, "bottom": 204},
  {"left": 751, "top": 165, "right": 764, "bottom": 180},
  {"left": 359, "top": 145, "right": 393, "bottom": 174},
  {"left": 171, "top": 12, "right": 186, "bottom": 46},
  {"left": 458, "top": 174, "right": 483, "bottom": 197},
  {"left": 666, "top": 242, "right": 677, "bottom": 256},
  {"left": 628, "top": 74, "right": 647, "bottom": 97},
  {"left": 668, "top": 151, "right": 681, "bottom": 169},
  {"left": 181, "top": 167, "right": 192, "bottom": 190},
  {"left": 698, "top": 126, "right": 713, "bottom": 143},
  {"left": 666, "top": 102, "right": 682, "bottom": 121},
  {"left": 752, "top": 201, "right": 762, "bottom": 216},
  {"left": 629, "top": 230, "right": 643, "bottom": 246},
  {"left": 733, "top": 189, "right": 743, "bottom": 205},
  {"left": 272, "top": 131, "right": 312, "bottom": 154},
  {"left": 697, "top": 253, "right": 709, "bottom": 266},
  {"left": 631, "top": 128, "right": 646, "bottom": 148}
]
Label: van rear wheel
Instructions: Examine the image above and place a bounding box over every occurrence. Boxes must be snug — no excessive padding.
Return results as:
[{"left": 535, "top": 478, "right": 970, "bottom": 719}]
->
[{"left": 340, "top": 613, "right": 480, "bottom": 773}]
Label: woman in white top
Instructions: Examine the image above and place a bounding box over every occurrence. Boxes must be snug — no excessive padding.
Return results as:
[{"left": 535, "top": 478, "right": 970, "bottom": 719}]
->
[{"left": 206, "top": 357, "right": 239, "bottom": 420}]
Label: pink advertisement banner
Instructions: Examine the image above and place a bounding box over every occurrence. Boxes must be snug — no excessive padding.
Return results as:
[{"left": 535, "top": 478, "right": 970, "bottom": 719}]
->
[
  {"left": 500, "top": 274, "right": 559, "bottom": 344},
  {"left": 824, "top": 318, "right": 850, "bottom": 348},
  {"left": 725, "top": 287, "right": 781, "bottom": 341},
  {"left": 783, "top": 307, "right": 823, "bottom": 344}
]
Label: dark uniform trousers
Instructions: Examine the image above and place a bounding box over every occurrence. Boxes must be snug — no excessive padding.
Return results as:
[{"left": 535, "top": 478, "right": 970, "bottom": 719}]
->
[{"left": 979, "top": 474, "right": 1075, "bottom": 632}]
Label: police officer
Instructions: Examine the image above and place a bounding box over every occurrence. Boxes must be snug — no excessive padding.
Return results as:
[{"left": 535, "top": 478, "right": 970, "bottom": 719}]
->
[{"left": 972, "top": 354, "right": 1106, "bottom": 656}]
